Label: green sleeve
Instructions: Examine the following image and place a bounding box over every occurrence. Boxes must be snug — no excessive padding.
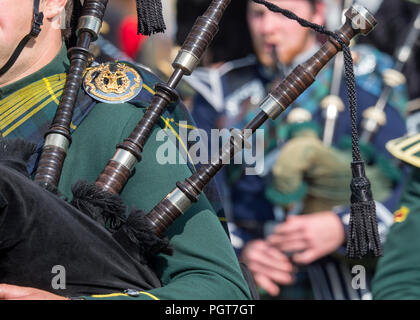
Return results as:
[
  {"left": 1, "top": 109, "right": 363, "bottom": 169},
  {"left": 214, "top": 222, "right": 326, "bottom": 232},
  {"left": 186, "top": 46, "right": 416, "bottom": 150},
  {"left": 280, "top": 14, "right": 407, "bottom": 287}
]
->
[
  {"left": 60, "top": 102, "right": 251, "bottom": 300},
  {"left": 372, "top": 167, "right": 420, "bottom": 300}
]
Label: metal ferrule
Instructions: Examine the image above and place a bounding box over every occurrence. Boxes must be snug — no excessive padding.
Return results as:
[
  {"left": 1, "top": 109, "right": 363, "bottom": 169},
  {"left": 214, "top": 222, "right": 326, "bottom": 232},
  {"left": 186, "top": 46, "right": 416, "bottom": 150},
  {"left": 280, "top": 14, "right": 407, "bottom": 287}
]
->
[
  {"left": 77, "top": 16, "right": 102, "bottom": 40},
  {"left": 259, "top": 94, "right": 285, "bottom": 120},
  {"left": 166, "top": 188, "right": 192, "bottom": 214},
  {"left": 44, "top": 133, "right": 70, "bottom": 152},
  {"left": 112, "top": 149, "right": 138, "bottom": 170},
  {"left": 172, "top": 50, "right": 200, "bottom": 75},
  {"left": 346, "top": 4, "right": 377, "bottom": 35}
]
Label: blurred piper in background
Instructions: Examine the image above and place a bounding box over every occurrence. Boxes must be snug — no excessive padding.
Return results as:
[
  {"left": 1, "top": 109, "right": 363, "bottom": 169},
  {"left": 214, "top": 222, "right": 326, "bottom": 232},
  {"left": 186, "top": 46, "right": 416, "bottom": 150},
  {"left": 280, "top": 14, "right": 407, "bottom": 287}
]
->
[{"left": 189, "top": 0, "right": 412, "bottom": 300}]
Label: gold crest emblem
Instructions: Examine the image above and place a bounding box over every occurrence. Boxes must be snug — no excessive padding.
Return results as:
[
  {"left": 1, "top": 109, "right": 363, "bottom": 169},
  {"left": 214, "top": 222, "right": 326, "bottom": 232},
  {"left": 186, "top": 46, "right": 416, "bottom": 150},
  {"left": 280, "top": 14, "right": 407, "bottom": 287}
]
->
[{"left": 83, "top": 62, "right": 143, "bottom": 103}]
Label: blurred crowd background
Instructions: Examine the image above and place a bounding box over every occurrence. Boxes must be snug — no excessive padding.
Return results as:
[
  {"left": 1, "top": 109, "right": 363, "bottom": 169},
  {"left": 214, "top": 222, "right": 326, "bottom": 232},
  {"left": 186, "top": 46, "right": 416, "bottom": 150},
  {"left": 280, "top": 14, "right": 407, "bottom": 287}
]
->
[{"left": 98, "top": 0, "right": 419, "bottom": 105}]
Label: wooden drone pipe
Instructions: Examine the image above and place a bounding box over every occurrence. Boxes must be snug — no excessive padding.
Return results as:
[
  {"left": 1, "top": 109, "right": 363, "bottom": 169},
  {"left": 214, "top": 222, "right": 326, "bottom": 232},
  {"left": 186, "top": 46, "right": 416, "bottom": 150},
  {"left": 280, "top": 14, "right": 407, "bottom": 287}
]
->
[
  {"left": 95, "top": 0, "right": 231, "bottom": 194},
  {"left": 34, "top": 0, "right": 108, "bottom": 190},
  {"left": 145, "top": 4, "right": 378, "bottom": 235}
]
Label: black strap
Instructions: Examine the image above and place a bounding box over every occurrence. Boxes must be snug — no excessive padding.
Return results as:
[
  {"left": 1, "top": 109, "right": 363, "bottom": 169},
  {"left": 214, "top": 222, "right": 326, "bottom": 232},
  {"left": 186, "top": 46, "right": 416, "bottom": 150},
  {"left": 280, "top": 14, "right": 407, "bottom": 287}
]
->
[{"left": 0, "top": 0, "right": 44, "bottom": 76}]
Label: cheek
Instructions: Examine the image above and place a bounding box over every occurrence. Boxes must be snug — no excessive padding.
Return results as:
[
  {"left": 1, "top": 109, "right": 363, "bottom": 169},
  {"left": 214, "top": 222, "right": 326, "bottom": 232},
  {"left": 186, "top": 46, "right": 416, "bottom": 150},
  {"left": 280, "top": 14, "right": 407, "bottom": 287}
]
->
[
  {"left": 0, "top": 6, "right": 31, "bottom": 35},
  {"left": 285, "top": 27, "right": 306, "bottom": 47},
  {"left": 0, "top": 13, "right": 11, "bottom": 46},
  {"left": 248, "top": 20, "right": 266, "bottom": 46},
  {"left": 0, "top": 4, "right": 33, "bottom": 56},
  {"left": 277, "top": 28, "right": 308, "bottom": 63},
  {"left": 247, "top": 18, "right": 260, "bottom": 37},
  {"left": 0, "top": 5, "right": 6, "bottom": 32}
]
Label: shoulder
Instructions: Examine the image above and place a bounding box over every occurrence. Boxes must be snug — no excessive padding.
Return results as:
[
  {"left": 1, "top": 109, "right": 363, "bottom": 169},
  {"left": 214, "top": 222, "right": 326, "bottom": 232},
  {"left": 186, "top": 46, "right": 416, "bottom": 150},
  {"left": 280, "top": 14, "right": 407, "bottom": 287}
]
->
[
  {"left": 218, "top": 55, "right": 259, "bottom": 77},
  {"left": 219, "top": 55, "right": 264, "bottom": 92},
  {"left": 82, "top": 61, "right": 158, "bottom": 107},
  {"left": 190, "top": 54, "right": 262, "bottom": 92},
  {"left": 78, "top": 61, "right": 150, "bottom": 134},
  {"left": 184, "top": 55, "right": 261, "bottom": 112},
  {"left": 82, "top": 60, "right": 193, "bottom": 123},
  {"left": 219, "top": 55, "right": 268, "bottom": 112},
  {"left": 386, "top": 133, "right": 420, "bottom": 168}
]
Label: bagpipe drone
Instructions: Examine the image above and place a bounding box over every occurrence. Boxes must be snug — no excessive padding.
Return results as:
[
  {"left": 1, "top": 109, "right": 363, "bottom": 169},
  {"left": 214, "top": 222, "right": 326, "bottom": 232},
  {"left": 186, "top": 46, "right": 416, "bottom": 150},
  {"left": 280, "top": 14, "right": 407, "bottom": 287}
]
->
[{"left": 0, "top": 0, "right": 380, "bottom": 296}]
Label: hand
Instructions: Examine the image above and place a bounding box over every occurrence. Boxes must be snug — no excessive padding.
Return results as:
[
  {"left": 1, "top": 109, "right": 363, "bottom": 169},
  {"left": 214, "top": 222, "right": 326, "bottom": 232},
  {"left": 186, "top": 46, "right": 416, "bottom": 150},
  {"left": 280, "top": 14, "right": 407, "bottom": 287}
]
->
[
  {"left": 267, "top": 212, "right": 345, "bottom": 265},
  {"left": 0, "top": 284, "right": 69, "bottom": 300},
  {"left": 240, "top": 239, "right": 296, "bottom": 296}
]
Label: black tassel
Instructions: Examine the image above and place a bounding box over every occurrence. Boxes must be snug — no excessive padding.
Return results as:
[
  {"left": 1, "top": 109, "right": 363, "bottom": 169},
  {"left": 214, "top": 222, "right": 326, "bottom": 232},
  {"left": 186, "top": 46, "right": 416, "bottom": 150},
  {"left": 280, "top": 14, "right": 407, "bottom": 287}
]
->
[
  {"left": 340, "top": 44, "right": 383, "bottom": 259},
  {"left": 71, "top": 181, "right": 172, "bottom": 263},
  {"left": 112, "top": 208, "right": 173, "bottom": 264},
  {"left": 346, "top": 161, "right": 382, "bottom": 259},
  {"left": 71, "top": 180, "right": 126, "bottom": 229},
  {"left": 136, "top": 0, "right": 166, "bottom": 36}
]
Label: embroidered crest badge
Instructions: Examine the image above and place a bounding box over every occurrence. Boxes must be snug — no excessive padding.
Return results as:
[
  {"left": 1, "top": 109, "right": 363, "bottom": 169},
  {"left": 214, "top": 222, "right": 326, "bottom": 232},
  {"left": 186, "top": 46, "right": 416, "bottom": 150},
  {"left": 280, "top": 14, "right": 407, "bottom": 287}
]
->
[{"left": 83, "top": 62, "right": 143, "bottom": 104}]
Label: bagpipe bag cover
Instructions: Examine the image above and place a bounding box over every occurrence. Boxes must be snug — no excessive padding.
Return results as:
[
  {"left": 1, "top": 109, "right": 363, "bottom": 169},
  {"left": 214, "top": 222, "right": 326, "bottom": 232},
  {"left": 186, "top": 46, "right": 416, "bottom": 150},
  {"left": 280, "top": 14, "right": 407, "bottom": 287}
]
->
[{"left": 0, "top": 156, "right": 161, "bottom": 296}]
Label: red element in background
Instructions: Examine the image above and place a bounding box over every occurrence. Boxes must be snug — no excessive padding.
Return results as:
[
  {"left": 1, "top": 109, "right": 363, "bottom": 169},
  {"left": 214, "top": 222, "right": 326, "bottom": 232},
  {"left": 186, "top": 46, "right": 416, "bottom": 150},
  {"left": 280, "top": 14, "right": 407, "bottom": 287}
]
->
[{"left": 119, "top": 16, "right": 148, "bottom": 59}]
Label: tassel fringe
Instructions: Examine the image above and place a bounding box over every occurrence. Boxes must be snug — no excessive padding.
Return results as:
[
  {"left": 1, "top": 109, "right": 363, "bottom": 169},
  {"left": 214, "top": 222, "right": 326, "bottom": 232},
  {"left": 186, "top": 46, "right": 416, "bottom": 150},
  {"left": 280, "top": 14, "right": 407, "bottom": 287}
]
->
[
  {"left": 346, "top": 161, "right": 383, "bottom": 259},
  {"left": 136, "top": 0, "right": 166, "bottom": 36}
]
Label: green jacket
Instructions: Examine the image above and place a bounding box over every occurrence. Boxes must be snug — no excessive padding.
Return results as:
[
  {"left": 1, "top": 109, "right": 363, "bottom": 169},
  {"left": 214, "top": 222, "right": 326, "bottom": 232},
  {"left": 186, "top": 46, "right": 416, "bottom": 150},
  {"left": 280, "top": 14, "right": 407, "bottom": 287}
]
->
[
  {"left": 0, "top": 45, "right": 251, "bottom": 300},
  {"left": 372, "top": 133, "right": 420, "bottom": 299}
]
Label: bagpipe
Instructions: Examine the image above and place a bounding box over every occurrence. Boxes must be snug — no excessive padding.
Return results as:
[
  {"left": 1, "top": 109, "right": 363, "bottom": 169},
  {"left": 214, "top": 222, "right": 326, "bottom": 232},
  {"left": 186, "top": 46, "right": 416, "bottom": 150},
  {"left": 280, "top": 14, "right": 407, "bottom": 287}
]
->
[{"left": 0, "top": 0, "right": 380, "bottom": 297}]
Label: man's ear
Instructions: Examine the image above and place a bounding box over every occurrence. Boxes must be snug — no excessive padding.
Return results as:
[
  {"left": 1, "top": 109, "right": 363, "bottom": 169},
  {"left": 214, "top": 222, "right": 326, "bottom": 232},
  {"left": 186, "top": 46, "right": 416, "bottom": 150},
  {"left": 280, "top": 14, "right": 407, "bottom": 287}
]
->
[{"left": 41, "top": 0, "right": 68, "bottom": 20}]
